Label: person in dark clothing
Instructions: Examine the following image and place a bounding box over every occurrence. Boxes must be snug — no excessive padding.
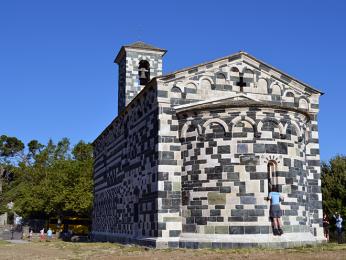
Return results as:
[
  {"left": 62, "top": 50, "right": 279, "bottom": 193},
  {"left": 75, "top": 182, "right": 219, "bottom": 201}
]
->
[{"left": 323, "top": 213, "right": 330, "bottom": 241}]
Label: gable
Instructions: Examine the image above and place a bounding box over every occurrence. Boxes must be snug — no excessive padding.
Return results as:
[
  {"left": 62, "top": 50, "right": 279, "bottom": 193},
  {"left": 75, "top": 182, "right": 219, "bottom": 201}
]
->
[{"left": 157, "top": 52, "right": 321, "bottom": 113}]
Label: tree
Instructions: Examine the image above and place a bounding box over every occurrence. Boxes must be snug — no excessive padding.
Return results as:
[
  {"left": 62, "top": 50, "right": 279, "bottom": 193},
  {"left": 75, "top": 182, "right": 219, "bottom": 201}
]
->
[
  {"left": 0, "top": 138, "right": 94, "bottom": 220},
  {"left": 321, "top": 155, "right": 346, "bottom": 217},
  {"left": 0, "top": 135, "right": 24, "bottom": 158},
  {"left": 27, "top": 140, "right": 44, "bottom": 158},
  {"left": 72, "top": 140, "right": 93, "bottom": 161},
  {"left": 0, "top": 135, "right": 24, "bottom": 194}
]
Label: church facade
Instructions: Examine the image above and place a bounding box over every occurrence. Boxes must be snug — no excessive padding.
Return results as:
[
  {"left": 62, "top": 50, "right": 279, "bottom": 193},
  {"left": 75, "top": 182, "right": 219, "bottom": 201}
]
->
[{"left": 92, "top": 42, "right": 324, "bottom": 248}]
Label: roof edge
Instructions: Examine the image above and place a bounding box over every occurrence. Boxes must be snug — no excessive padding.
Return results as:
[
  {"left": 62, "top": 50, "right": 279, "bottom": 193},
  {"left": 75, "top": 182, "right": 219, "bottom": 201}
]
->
[
  {"left": 92, "top": 78, "right": 158, "bottom": 146},
  {"left": 114, "top": 43, "right": 167, "bottom": 64}
]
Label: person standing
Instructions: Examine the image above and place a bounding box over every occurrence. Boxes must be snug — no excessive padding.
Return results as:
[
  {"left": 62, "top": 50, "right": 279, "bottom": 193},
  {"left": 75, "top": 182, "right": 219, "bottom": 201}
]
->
[
  {"left": 39, "top": 228, "right": 45, "bottom": 242},
  {"left": 47, "top": 228, "right": 53, "bottom": 242},
  {"left": 10, "top": 225, "right": 14, "bottom": 240},
  {"left": 334, "top": 213, "right": 343, "bottom": 244},
  {"left": 269, "top": 185, "right": 284, "bottom": 236},
  {"left": 323, "top": 213, "right": 330, "bottom": 241},
  {"left": 29, "top": 229, "right": 33, "bottom": 241}
]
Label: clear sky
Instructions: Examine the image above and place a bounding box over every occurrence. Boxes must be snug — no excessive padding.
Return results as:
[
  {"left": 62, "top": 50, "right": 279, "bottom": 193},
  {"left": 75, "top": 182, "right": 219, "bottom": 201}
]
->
[{"left": 0, "top": 1, "right": 345, "bottom": 161}]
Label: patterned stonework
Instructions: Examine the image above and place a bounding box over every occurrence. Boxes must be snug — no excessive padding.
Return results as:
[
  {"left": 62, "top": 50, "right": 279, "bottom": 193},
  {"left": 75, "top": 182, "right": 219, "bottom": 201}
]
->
[{"left": 92, "top": 43, "right": 324, "bottom": 248}]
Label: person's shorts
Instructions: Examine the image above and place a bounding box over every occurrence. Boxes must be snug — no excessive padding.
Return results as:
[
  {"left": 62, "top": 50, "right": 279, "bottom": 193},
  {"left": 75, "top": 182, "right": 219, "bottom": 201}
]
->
[{"left": 270, "top": 204, "right": 282, "bottom": 218}]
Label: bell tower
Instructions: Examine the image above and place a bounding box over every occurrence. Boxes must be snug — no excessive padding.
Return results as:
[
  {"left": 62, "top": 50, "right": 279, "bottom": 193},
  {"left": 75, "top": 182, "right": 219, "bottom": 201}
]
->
[{"left": 115, "top": 41, "right": 167, "bottom": 113}]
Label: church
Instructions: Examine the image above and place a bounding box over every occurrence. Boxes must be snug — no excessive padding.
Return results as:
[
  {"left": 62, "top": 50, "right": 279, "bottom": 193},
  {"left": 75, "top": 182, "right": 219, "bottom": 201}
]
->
[{"left": 92, "top": 42, "right": 324, "bottom": 248}]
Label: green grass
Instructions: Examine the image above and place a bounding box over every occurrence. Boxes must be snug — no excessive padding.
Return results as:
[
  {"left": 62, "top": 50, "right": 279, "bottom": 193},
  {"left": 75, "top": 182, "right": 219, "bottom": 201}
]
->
[{"left": 0, "top": 240, "right": 10, "bottom": 245}]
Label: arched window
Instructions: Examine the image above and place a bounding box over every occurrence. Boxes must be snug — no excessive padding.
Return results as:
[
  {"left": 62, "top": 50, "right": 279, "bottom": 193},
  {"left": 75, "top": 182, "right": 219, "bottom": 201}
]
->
[
  {"left": 138, "top": 60, "right": 150, "bottom": 85},
  {"left": 267, "top": 161, "right": 277, "bottom": 193}
]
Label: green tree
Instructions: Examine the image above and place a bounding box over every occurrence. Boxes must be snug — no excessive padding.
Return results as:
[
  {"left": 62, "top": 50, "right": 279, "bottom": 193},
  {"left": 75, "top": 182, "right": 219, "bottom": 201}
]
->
[
  {"left": 72, "top": 140, "right": 93, "bottom": 161},
  {"left": 321, "top": 155, "right": 346, "bottom": 217},
  {"left": 27, "top": 140, "right": 44, "bottom": 159},
  {"left": 0, "top": 138, "right": 93, "bottom": 220},
  {"left": 0, "top": 135, "right": 24, "bottom": 194}
]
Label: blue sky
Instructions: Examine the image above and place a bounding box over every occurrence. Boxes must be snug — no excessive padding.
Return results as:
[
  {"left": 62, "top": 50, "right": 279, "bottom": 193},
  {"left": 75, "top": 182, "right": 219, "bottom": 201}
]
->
[{"left": 0, "top": 0, "right": 345, "bottom": 161}]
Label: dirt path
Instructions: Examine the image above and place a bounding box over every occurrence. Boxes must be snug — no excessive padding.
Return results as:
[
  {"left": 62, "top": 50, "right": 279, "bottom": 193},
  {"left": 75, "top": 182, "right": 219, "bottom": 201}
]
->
[{"left": 0, "top": 240, "right": 345, "bottom": 260}]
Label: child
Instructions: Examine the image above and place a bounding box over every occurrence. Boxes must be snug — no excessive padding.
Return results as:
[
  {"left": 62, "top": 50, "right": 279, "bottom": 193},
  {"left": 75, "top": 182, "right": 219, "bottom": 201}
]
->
[
  {"left": 39, "top": 228, "right": 45, "bottom": 242},
  {"left": 47, "top": 228, "right": 53, "bottom": 241}
]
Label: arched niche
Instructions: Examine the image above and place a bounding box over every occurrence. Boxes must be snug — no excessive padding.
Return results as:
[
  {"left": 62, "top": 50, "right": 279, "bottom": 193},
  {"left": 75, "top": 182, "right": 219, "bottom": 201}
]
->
[
  {"left": 203, "top": 118, "right": 228, "bottom": 139},
  {"left": 185, "top": 82, "right": 197, "bottom": 94},
  {"left": 299, "top": 98, "right": 309, "bottom": 110},
  {"left": 181, "top": 121, "right": 202, "bottom": 139},
  {"left": 285, "top": 122, "right": 302, "bottom": 143},
  {"left": 200, "top": 78, "right": 213, "bottom": 89},
  {"left": 257, "top": 78, "right": 268, "bottom": 94},
  {"left": 283, "top": 90, "right": 295, "bottom": 103},
  {"left": 231, "top": 115, "right": 257, "bottom": 138},
  {"left": 232, "top": 120, "right": 254, "bottom": 139},
  {"left": 258, "top": 118, "right": 284, "bottom": 139},
  {"left": 285, "top": 91, "right": 295, "bottom": 97},
  {"left": 230, "top": 67, "right": 240, "bottom": 78},
  {"left": 170, "top": 86, "right": 183, "bottom": 99},
  {"left": 216, "top": 73, "right": 227, "bottom": 85},
  {"left": 271, "top": 84, "right": 282, "bottom": 95}
]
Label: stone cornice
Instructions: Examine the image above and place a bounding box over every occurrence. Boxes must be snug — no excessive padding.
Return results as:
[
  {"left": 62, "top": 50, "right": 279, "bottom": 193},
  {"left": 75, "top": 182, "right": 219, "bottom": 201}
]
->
[{"left": 174, "top": 96, "right": 311, "bottom": 121}]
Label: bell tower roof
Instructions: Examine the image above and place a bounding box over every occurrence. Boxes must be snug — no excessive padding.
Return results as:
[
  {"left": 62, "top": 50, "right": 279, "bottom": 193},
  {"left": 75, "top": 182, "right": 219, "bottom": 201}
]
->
[
  {"left": 125, "top": 41, "right": 166, "bottom": 52},
  {"left": 115, "top": 41, "right": 167, "bottom": 64}
]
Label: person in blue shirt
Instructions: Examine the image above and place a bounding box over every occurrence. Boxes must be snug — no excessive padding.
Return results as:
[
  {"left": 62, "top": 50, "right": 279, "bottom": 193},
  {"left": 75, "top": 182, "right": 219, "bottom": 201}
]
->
[
  {"left": 268, "top": 186, "right": 284, "bottom": 236},
  {"left": 333, "top": 213, "right": 343, "bottom": 244},
  {"left": 47, "top": 228, "right": 53, "bottom": 242}
]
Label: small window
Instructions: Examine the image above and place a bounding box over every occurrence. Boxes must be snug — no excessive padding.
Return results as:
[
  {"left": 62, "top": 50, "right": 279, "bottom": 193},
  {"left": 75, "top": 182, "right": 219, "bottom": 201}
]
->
[
  {"left": 138, "top": 60, "right": 150, "bottom": 85},
  {"left": 267, "top": 161, "right": 277, "bottom": 193}
]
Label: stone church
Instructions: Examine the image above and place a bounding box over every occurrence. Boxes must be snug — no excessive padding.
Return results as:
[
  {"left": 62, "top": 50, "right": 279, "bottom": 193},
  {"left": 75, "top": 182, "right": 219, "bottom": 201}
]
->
[{"left": 92, "top": 42, "right": 324, "bottom": 248}]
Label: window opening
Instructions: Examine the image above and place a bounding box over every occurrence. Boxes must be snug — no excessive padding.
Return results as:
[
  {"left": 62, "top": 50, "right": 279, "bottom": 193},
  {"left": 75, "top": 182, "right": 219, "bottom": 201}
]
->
[
  {"left": 138, "top": 60, "right": 150, "bottom": 85},
  {"left": 267, "top": 161, "right": 278, "bottom": 193}
]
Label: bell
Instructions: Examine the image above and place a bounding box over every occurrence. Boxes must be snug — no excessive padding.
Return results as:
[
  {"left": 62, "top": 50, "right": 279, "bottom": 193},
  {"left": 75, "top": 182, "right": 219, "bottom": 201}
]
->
[{"left": 139, "top": 67, "right": 148, "bottom": 79}]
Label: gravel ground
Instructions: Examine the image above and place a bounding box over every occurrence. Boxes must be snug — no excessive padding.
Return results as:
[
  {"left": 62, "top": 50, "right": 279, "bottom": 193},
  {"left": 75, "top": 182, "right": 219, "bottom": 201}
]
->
[{"left": 0, "top": 240, "right": 345, "bottom": 260}]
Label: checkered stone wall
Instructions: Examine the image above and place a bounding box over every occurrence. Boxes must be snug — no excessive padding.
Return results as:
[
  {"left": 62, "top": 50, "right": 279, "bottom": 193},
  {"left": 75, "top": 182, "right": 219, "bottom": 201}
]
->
[
  {"left": 178, "top": 107, "right": 310, "bottom": 235},
  {"left": 92, "top": 84, "right": 160, "bottom": 244}
]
